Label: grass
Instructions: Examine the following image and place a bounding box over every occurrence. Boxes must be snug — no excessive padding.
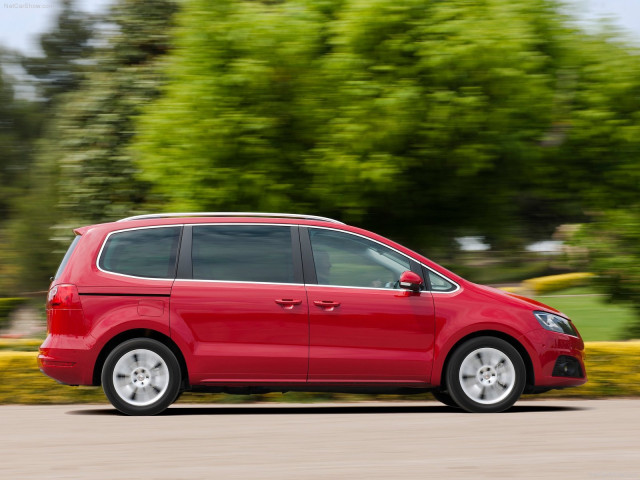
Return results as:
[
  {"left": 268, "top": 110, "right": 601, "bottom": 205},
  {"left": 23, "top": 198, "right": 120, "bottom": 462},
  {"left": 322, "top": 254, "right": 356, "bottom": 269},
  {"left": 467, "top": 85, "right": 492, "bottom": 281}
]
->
[{"left": 534, "top": 287, "right": 637, "bottom": 341}]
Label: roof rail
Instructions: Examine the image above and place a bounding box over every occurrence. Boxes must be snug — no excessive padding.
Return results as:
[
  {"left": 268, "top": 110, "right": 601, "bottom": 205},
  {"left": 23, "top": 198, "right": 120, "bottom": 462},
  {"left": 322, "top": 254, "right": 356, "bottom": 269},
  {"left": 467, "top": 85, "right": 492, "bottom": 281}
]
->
[{"left": 118, "top": 212, "right": 345, "bottom": 224}]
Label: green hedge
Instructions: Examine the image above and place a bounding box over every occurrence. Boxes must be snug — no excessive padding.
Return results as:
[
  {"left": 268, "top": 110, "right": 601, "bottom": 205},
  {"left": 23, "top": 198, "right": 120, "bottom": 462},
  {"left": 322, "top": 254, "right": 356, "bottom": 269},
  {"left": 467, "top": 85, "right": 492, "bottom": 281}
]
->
[
  {"left": 2, "top": 342, "right": 639, "bottom": 404},
  {"left": 0, "top": 338, "right": 44, "bottom": 351},
  {"left": 533, "top": 341, "right": 640, "bottom": 397},
  {"left": 522, "top": 272, "right": 595, "bottom": 295}
]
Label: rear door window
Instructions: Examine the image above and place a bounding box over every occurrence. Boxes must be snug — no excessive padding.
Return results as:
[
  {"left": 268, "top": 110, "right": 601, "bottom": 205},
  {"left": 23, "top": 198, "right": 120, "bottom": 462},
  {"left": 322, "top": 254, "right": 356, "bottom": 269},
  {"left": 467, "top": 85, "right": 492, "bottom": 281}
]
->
[
  {"left": 191, "top": 225, "right": 296, "bottom": 283},
  {"left": 99, "top": 226, "right": 181, "bottom": 279}
]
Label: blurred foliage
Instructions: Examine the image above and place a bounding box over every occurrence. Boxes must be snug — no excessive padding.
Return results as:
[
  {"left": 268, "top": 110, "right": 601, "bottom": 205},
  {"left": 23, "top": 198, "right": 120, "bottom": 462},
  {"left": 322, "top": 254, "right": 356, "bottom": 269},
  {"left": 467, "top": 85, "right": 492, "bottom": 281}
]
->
[
  {"left": 0, "top": 0, "right": 640, "bottom": 336},
  {"left": 0, "top": 56, "right": 46, "bottom": 293},
  {"left": 53, "top": 0, "right": 179, "bottom": 224},
  {"left": 133, "top": 0, "right": 582, "bottom": 248},
  {"left": 574, "top": 210, "right": 640, "bottom": 337},
  {"left": 0, "top": 66, "right": 41, "bottom": 219},
  {"left": 0, "top": 338, "right": 42, "bottom": 351},
  {"left": 0, "top": 0, "right": 179, "bottom": 293},
  {"left": 0, "top": 2, "right": 92, "bottom": 294},
  {"left": 20, "top": 0, "right": 95, "bottom": 105},
  {"left": 0, "top": 298, "right": 27, "bottom": 330},
  {"left": 1, "top": 0, "right": 93, "bottom": 293},
  {"left": 2, "top": 342, "right": 640, "bottom": 404}
]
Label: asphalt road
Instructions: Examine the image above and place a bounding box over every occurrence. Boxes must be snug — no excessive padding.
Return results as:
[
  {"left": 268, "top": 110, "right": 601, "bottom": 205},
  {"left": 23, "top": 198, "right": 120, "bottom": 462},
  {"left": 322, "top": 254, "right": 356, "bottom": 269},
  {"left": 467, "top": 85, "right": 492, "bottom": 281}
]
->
[{"left": 1, "top": 399, "right": 639, "bottom": 479}]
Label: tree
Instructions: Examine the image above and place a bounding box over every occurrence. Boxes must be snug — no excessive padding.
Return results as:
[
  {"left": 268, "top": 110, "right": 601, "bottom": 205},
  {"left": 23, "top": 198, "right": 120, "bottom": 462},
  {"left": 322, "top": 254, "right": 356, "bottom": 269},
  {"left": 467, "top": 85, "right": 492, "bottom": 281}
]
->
[
  {"left": 133, "top": 0, "right": 327, "bottom": 214},
  {"left": 3, "top": 0, "right": 178, "bottom": 292},
  {"left": 21, "top": 0, "right": 95, "bottom": 105},
  {"left": 1, "top": 0, "right": 94, "bottom": 293},
  {"left": 132, "top": 0, "right": 580, "bottom": 248},
  {"left": 51, "top": 0, "right": 179, "bottom": 223},
  {"left": 560, "top": 32, "right": 640, "bottom": 337},
  {"left": 575, "top": 209, "right": 640, "bottom": 338},
  {"left": 0, "top": 54, "right": 45, "bottom": 293}
]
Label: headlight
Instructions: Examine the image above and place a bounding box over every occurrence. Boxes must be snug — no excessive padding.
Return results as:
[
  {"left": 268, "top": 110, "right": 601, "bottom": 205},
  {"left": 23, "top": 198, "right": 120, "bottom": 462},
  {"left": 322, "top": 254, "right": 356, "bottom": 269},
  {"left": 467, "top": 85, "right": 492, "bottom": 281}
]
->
[{"left": 534, "top": 311, "right": 577, "bottom": 336}]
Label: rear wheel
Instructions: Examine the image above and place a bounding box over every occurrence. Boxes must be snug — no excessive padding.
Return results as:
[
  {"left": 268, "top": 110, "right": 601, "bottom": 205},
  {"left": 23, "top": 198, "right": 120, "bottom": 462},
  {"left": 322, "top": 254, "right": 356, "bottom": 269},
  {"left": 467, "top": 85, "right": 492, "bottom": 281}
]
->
[
  {"left": 102, "top": 338, "right": 181, "bottom": 416},
  {"left": 446, "top": 336, "right": 525, "bottom": 413}
]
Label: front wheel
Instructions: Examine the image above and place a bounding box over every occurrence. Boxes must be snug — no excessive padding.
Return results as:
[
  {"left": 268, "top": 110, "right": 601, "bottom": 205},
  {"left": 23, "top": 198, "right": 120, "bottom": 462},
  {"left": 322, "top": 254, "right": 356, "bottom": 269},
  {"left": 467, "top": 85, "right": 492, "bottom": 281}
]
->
[
  {"left": 102, "top": 338, "right": 181, "bottom": 416},
  {"left": 446, "top": 336, "right": 526, "bottom": 413}
]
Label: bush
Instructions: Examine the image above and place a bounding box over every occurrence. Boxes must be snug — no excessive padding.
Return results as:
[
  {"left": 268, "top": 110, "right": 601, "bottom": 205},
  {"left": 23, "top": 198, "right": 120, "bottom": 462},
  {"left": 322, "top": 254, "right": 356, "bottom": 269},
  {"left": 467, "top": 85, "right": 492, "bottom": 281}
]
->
[
  {"left": 534, "top": 341, "right": 640, "bottom": 398},
  {"left": 523, "top": 273, "right": 594, "bottom": 295},
  {"left": 0, "top": 338, "right": 42, "bottom": 351},
  {"left": 573, "top": 210, "right": 640, "bottom": 338},
  {"left": 1, "top": 342, "right": 640, "bottom": 404},
  {"left": 0, "top": 298, "right": 27, "bottom": 330}
]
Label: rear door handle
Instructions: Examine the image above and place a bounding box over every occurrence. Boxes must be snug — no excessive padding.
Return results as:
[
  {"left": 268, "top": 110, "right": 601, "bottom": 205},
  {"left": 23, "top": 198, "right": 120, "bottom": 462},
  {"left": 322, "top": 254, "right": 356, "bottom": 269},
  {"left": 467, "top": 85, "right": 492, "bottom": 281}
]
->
[
  {"left": 275, "top": 299, "right": 303, "bottom": 309},
  {"left": 313, "top": 300, "right": 341, "bottom": 311}
]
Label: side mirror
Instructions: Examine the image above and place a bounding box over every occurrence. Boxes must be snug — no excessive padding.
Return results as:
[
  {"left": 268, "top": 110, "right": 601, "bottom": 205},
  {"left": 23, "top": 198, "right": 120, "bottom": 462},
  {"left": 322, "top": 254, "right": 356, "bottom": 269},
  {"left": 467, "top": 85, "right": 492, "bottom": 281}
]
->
[{"left": 399, "top": 271, "right": 423, "bottom": 292}]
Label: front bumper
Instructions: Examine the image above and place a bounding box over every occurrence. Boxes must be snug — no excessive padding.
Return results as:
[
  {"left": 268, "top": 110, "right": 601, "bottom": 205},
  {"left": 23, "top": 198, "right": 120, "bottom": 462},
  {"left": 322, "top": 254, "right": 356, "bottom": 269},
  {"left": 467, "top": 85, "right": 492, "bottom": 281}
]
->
[{"left": 521, "top": 328, "right": 587, "bottom": 388}]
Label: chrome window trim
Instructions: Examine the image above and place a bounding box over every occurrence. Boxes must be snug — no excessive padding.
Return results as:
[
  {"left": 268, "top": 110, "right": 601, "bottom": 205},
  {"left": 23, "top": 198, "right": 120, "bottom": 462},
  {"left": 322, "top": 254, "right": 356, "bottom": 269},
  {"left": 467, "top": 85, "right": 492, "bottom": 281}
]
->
[
  {"left": 306, "top": 225, "right": 461, "bottom": 294},
  {"left": 305, "top": 284, "right": 431, "bottom": 294},
  {"left": 95, "top": 222, "right": 461, "bottom": 293},
  {"left": 97, "top": 223, "right": 297, "bottom": 282},
  {"left": 96, "top": 224, "right": 183, "bottom": 281},
  {"left": 173, "top": 279, "right": 304, "bottom": 287}
]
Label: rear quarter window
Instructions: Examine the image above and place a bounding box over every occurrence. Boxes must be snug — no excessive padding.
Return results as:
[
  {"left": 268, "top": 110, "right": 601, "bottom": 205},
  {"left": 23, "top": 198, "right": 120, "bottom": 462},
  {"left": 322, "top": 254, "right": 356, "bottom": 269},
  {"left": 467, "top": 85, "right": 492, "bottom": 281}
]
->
[
  {"left": 54, "top": 235, "right": 82, "bottom": 280},
  {"left": 98, "top": 226, "right": 181, "bottom": 279}
]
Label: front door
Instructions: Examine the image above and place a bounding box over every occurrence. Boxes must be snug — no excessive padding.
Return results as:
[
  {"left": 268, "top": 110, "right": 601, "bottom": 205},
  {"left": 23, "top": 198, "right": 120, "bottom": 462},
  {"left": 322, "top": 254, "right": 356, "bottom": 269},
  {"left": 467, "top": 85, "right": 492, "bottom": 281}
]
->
[{"left": 304, "top": 227, "right": 435, "bottom": 384}]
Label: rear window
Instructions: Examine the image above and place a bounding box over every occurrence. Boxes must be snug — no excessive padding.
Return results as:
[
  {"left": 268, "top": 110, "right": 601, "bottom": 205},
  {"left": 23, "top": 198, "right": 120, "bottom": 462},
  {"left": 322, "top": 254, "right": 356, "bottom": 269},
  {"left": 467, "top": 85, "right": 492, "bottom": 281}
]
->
[
  {"left": 99, "top": 227, "right": 181, "bottom": 279},
  {"left": 54, "top": 235, "right": 82, "bottom": 280}
]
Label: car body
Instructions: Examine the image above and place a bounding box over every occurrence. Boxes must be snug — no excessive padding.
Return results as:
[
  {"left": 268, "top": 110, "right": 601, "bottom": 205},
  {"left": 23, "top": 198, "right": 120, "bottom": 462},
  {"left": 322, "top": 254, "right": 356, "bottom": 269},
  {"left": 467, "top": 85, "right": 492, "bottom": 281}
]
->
[{"left": 39, "top": 212, "right": 586, "bottom": 414}]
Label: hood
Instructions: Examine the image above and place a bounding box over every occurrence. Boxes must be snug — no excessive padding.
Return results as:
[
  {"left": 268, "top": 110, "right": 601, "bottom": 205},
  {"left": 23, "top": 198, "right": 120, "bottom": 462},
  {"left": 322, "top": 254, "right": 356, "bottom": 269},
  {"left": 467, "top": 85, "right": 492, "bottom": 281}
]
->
[{"left": 471, "top": 283, "right": 565, "bottom": 316}]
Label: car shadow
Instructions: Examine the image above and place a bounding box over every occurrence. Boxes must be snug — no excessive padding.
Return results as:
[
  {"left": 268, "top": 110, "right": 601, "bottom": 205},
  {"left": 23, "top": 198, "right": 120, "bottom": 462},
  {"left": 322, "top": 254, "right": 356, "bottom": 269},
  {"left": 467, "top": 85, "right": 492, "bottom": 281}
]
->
[{"left": 67, "top": 403, "right": 587, "bottom": 416}]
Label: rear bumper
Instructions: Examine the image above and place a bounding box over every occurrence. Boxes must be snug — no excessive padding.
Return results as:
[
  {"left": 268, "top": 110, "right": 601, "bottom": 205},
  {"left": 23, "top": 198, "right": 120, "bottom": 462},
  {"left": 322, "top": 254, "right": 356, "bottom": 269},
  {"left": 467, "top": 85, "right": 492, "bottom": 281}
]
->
[
  {"left": 520, "top": 329, "right": 587, "bottom": 388},
  {"left": 38, "top": 334, "right": 97, "bottom": 386}
]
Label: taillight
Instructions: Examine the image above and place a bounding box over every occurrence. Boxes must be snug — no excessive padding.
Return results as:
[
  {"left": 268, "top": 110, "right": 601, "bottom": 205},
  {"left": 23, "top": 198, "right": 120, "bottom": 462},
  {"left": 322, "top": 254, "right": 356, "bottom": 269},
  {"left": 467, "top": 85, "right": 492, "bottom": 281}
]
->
[{"left": 47, "top": 284, "right": 82, "bottom": 309}]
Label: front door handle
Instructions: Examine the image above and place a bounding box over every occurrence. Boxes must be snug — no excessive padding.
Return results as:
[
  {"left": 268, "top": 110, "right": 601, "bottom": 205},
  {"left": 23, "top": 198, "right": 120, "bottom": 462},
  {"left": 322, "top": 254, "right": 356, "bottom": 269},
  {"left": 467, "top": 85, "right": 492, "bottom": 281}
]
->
[
  {"left": 313, "top": 300, "right": 341, "bottom": 311},
  {"left": 275, "top": 299, "right": 303, "bottom": 310}
]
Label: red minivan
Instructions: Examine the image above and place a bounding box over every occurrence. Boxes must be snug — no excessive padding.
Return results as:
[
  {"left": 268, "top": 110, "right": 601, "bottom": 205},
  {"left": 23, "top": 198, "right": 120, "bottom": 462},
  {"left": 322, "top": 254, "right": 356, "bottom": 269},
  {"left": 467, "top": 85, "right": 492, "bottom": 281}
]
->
[{"left": 39, "top": 213, "right": 586, "bottom": 415}]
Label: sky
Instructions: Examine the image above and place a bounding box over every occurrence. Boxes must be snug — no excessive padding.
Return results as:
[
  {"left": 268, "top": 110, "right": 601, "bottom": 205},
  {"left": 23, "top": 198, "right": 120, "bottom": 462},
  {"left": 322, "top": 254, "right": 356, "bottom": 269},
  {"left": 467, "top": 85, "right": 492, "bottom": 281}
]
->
[
  {"left": 0, "top": 0, "right": 639, "bottom": 56},
  {"left": 0, "top": 0, "right": 111, "bottom": 56}
]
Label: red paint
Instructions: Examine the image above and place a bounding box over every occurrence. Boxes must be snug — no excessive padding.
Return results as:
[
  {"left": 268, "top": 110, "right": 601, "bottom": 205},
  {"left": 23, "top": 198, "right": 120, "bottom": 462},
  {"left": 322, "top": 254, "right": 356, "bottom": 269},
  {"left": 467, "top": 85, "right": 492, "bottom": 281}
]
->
[
  {"left": 170, "top": 281, "right": 309, "bottom": 384},
  {"left": 39, "top": 215, "right": 586, "bottom": 396},
  {"left": 307, "top": 285, "right": 435, "bottom": 383}
]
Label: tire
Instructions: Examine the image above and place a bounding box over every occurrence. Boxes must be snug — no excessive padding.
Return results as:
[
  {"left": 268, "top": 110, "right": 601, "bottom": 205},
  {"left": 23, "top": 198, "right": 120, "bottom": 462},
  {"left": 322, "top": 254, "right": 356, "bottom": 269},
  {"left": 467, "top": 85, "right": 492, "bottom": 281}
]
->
[
  {"left": 431, "top": 389, "right": 460, "bottom": 408},
  {"left": 446, "top": 336, "right": 526, "bottom": 413},
  {"left": 102, "top": 338, "right": 181, "bottom": 416}
]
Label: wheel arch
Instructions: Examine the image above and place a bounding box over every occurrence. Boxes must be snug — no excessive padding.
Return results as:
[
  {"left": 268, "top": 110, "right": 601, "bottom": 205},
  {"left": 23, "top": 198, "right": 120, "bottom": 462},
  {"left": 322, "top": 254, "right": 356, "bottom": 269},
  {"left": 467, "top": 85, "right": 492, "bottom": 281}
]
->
[
  {"left": 436, "top": 330, "right": 535, "bottom": 393},
  {"left": 92, "top": 328, "right": 189, "bottom": 388}
]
